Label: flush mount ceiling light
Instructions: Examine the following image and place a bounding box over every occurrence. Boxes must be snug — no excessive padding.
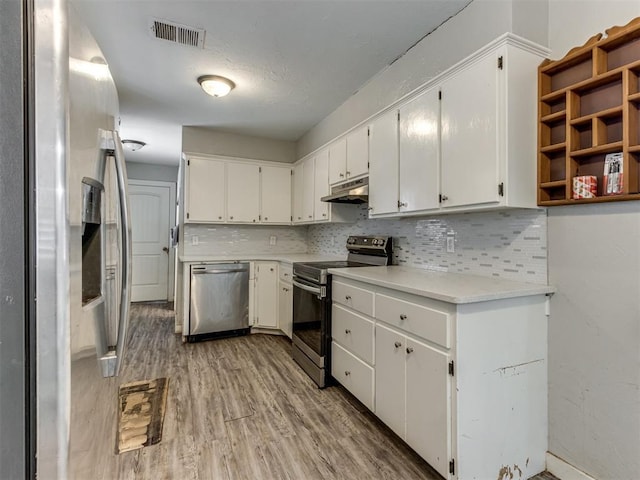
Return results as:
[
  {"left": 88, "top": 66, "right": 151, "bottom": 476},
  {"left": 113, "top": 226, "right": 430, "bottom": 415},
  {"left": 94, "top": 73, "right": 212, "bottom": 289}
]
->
[
  {"left": 121, "top": 139, "right": 146, "bottom": 152},
  {"left": 198, "top": 75, "right": 235, "bottom": 97}
]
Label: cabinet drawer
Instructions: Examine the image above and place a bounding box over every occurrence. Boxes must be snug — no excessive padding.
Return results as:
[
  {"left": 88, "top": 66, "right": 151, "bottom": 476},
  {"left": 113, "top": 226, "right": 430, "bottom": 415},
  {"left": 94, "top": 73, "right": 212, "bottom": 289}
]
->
[
  {"left": 333, "top": 281, "right": 374, "bottom": 317},
  {"left": 332, "top": 304, "right": 374, "bottom": 364},
  {"left": 376, "top": 294, "right": 450, "bottom": 348},
  {"left": 279, "top": 263, "right": 293, "bottom": 283},
  {"left": 332, "top": 342, "right": 374, "bottom": 411}
]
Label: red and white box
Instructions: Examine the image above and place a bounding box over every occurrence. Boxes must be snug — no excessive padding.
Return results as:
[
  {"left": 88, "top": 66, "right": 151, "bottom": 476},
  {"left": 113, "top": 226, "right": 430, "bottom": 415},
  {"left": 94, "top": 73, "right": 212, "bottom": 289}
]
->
[{"left": 572, "top": 175, "right": 597, "bottom": 199}]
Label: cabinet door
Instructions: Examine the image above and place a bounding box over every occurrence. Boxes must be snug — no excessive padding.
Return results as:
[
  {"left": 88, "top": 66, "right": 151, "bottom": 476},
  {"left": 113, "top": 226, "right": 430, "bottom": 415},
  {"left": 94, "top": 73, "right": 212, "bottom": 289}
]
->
[
  {"left": 375, "top": 323, "right": 406, "bottom": 438},
  {"left": 292, "top": 162, "right": 304, "bottom": 223},
  {"left": 399, "top": 87, "right": 440, "bottom": 212},
  {"left": 255, "top": 262, "right": 278, "bottom": 328},
  {"left": 227, "top": 162, "right": 260, "bottom": 223},
  {"left": 185, "top": 157, "right": 225, "bottom": 223},
  {"left": 314, "top": 149, "right": 330, "bottom": 222},
  {"left": 405, "top": 338, "right": 451, "bottom": 479},
  {"left": 345, "top": 124, "right": 369, "bottom": 179},
  {"left": 302, "top": 157, "right": 315, "bottom": 222},
  {"left": 369, "top": 109, "right": 399, "bottom": 216},
  {"left": 441, "top": 52, "right": 501, "bottom": 208},
  {"left": 328, "top": 137, "right": 347, "bottom": 185},
  {"left": 278, "top": 280, "right": 292, "bottom": 338},
  {"left": 261, "top": 165, "right": 291, "bottom": 224}
]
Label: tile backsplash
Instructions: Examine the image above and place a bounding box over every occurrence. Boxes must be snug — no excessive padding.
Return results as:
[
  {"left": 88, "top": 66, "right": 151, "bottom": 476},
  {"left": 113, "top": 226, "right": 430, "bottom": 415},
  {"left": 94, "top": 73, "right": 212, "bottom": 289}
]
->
[
  {"left": 183, "top": 224, "right": 308, "bottom": 255},
  {"left": 308, "top": 207, "right": 548, "bottom": 285},
  {"left": 182, "top": 208, "right": 548, "bottom": 285}
]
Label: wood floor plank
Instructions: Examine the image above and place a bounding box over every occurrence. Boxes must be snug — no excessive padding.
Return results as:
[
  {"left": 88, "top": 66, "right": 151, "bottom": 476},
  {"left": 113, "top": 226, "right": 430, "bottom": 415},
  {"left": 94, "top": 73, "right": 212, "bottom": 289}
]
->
[{"left": 69, "top": 302, "right": 447, "bottom": 480}]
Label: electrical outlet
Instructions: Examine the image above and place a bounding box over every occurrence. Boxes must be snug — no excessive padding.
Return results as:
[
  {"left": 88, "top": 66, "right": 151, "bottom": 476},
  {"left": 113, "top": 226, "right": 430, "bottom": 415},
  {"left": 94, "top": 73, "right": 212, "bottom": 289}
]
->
[
  {"left": 446, "top": 236, "right": 455, "bottom": 253},
  {"left": 191, "top": 235, "right": 199, "bottom": 246},
  {"left": 269, "top": 235, "right": 277, "bottom": 246}
]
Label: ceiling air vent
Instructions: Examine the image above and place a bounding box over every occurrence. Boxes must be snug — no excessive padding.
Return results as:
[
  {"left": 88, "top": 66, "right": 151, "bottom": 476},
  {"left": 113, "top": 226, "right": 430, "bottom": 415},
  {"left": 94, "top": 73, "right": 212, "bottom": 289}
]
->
[{"left": 149, "top": 18, "right": 205, "bottom": 49}]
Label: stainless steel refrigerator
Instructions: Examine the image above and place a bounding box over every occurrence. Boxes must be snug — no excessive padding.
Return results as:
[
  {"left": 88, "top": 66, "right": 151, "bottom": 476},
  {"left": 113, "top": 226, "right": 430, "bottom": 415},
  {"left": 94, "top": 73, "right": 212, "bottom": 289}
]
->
[{"left": 0, "top": 1, "right": 133, "bottom": 477}]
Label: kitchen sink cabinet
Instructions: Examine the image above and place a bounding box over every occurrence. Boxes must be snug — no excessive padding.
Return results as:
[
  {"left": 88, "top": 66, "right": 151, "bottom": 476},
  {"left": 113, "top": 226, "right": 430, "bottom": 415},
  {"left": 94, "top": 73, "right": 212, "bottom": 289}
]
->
[
  {"left": 331, "top": 274, "right": 548, "bottom": 480},
  {"left": 227, "top": 162, "right": 260, "bottom": 223},
  {"left": 260, "top": 165, "right": 291, "bottom": 224},
  {"left": 185, "top": 157, "right": 226, "bottom": 223},
  {"left": 253, "top": 262, "right": 279, "bottom": 329}
]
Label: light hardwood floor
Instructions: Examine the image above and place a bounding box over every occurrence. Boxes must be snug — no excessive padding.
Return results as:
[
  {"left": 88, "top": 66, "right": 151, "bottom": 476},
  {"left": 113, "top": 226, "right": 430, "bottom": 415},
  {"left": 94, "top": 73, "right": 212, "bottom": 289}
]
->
[{"left": 70, "top": 302, "right": 442, "bottom": 480}]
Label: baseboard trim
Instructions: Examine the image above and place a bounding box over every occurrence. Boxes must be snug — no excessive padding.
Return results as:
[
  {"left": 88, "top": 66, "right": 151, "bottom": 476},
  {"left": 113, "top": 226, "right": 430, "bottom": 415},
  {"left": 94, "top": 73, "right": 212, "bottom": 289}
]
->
[{"left": 546, "top": 452, "right": 597, "bottom": 480}]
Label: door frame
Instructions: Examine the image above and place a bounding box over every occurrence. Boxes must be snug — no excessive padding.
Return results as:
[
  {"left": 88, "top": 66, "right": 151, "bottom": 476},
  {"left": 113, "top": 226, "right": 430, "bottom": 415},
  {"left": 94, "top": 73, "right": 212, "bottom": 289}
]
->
[{"left": 128, "top": 179, "right": 177, "bottom": 302}]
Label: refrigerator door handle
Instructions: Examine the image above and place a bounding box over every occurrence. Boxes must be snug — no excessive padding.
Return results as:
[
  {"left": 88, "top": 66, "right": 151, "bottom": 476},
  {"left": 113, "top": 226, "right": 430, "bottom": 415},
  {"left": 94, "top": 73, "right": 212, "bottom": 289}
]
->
[{"left": 99, "top": 130, "right": 132, "bottom": 377}]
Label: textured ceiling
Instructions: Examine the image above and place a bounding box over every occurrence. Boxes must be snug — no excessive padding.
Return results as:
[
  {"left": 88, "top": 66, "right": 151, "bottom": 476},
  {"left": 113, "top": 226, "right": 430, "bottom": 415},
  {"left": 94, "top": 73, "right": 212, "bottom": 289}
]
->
[{"left": 71, "top": 1, "right": 471, "bottom": 166}]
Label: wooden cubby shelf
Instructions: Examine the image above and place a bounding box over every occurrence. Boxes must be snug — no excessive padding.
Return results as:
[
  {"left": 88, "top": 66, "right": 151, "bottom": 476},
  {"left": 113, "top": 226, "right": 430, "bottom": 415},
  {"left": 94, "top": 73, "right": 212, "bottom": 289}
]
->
[{"left": 538, "top": 16, "right": 640, "bottom": 206}]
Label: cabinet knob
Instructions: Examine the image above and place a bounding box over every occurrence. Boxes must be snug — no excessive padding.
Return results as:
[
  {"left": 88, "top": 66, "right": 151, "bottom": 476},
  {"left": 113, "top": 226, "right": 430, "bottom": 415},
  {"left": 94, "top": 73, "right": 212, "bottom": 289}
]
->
[
  {"left": 394, "top": 341, "right": 402, "bottom": 349},
  {"left": 339, "top": 173, "right": 344, "bottom": 178},
  {"left": 346, "top": 171, "right": 351, "bottom": 176},
  {"left": 297, "top": 216, "right": 301, "bottom": 220},
  {"left": 253, "top": 219, "right": 256, "bottom": 222},
  {"left": 230, "top": 216, "right": 234, "bottom": 220},
  {"left": 441, "top": 195, "right": 448, "bottom": 202},
  {"left": 345, "top": 295, "right": 351, "bottom": 300},
  {"left": 322, "top": 213, "right": 327, "bottom": 217},
  {"left": 218, "top": 216, "right": 222, "bottom": 220},
  {"left": 345, "top": 329, "right": 351, "bottom": 334},
  {"left": 284, "top": 273, "right": 289, "bottom": 277},
  {"left": 368, "top": 207, "right": 373, "bottom": 211},
  {"left": 270, "top": 268, "right": 274, "bottom": 272},
  {"left": 264, "top": 217, "right": 268, "bottom": 221},
  {"left": 400, "top": 314, "right": 407, "bottom": 320},
  {"left": 398, "top": 200, "right": 407, "bottom": 208},
  {"left": 344, "top": 370, "right": 351, "bottom": 376},
  {"left": 406, "top": 347, "right": 414, "bottom": 354},
  {"left": 308, "top": 215, "right": 312, "bottom": 219}
]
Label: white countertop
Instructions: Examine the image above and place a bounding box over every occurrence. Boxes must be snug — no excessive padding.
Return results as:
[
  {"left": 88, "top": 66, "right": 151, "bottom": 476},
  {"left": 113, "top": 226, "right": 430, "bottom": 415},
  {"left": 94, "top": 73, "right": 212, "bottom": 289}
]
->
[
  {"left": 179, "top": 253, "right": 344, "bottom": 264},
  {"left": 328, "top": 265, "right": 555, "bottom": 304}
]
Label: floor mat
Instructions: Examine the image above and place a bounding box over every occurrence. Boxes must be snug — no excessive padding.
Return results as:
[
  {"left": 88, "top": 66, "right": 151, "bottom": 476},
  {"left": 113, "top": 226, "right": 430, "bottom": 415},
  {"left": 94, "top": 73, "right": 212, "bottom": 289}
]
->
[{"left": 116, "top": 377, "right": 169, "bottom": 454}]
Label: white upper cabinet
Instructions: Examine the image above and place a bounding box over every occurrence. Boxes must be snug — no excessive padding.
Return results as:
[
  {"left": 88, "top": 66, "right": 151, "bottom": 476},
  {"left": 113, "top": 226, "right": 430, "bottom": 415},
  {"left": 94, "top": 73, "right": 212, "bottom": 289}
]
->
[
  {"left": 439, "top": 41, "right": 543, "bottom": 211},
  {"left": 292, "top": 162, "right": 304, "bottom": 223},
  {"left": 345, "top": 125, "right": 369, "bottom": 180},
  {"left": 368, "top": 109, "right": 399, "bottom": 216},
  {"left": 302, "top": 157, "right": 315, "bottom": 222},
  {"left": 328, "top": 137, "right": 347, "bottom": 185},
  {"left": 260, "top": 165, "right": 291, "bottom": 224},
  {"left": 185, "top": 157, "right": 225, "bottom": 223},
  {"left": 441, "top": 50, "right": 500, "bottom": 209},
  {"left": 227, "top": 162, "right": 260, "bottom": 223},
  {"left": 314, "top": 148, "right": 330, "bottom": 222},
  {"left": 399, "top": 87, "right": 440, "bottom": 212}
]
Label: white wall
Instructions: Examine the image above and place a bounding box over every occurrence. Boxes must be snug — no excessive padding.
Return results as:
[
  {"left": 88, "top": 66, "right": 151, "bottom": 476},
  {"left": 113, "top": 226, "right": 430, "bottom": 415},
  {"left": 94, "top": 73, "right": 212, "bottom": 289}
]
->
[
  {"left": 296, "top": 0, "right": 548, "bottom": 158},
  {"left": 183, "top": 126, "right": 296, "bottom": 163},
  {"left": 126, "top": 161, "right": 178, "bottom": 183},
  {"left": 546, "top": 2, "right": 640, "bottom": 479}
]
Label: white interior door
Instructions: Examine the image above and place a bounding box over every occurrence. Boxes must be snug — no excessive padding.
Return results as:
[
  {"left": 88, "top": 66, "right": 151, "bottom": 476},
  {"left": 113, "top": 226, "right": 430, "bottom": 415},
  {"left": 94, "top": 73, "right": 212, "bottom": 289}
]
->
[{"left": 129, "top": 181, "right": 174, "bottom": 302}]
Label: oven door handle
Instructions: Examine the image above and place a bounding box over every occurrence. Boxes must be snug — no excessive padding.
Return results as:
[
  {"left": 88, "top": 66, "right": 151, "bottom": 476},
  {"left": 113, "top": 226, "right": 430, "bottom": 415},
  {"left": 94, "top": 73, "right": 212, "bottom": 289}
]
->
[{"left": 292, "top": 279, "right": 326, "bottom": 298}]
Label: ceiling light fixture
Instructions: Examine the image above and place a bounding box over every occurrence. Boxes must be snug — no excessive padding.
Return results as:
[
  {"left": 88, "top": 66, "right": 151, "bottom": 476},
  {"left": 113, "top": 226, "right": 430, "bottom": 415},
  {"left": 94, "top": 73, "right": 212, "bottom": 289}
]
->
[
  {"left": 198, "top": 75, "right": 235, "bottom": 97},
  {"left": 121, "top": 139, "right": 146, "bottom": 152}
]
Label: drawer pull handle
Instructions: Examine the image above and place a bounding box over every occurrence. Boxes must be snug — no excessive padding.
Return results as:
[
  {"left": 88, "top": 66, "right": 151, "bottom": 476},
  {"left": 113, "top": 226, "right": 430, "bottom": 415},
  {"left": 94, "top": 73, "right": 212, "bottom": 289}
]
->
[
  {"left": 345, "top": 329, "right": 351, "bottom": 334},
  {"left": 394, "top": 341, "right": 402, "bottom": 349},
  {"left": 400, "top": 314, "right": 407, "bottom": 320},
  {"left": 406, "top": 347, "right": 414, "bottom": 354},
  {"left": 345, "top": 295, "right": 352, "bottom": 300},
  {"left": 344, "top": 370, "right": 351, "bottom": 376}
]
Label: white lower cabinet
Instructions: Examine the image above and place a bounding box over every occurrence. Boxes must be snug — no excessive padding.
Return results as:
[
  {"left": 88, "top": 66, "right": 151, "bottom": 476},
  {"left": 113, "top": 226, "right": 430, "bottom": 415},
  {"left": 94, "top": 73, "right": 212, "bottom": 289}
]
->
[
  {"left": 278, "top": 279, "right": 292, "bottom": 338},
  {"left": 253, "top": 262, "right": 278, "bottom": 328},
  {"left": 331, "top": 275, "right": 548, "bottom": 480}
]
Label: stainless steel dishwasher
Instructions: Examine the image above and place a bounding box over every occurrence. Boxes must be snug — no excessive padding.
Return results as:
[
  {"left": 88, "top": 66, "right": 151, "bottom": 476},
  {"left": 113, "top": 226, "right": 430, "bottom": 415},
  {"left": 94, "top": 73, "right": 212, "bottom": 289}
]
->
[{"left": 188, "top": 262, "right": 250, "bottom": 341}]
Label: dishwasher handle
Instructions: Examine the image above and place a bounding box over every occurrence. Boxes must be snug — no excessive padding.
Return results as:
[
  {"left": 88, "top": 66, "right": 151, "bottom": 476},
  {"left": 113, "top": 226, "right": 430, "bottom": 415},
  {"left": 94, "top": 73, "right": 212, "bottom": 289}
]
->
[{"left": 192, "top": 267, "right": 248, "bottom": 274}]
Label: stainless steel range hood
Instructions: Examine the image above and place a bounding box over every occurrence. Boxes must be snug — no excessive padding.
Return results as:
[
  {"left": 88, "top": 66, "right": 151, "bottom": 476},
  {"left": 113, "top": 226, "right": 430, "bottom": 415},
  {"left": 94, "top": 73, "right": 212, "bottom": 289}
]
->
[{"left": 321, "top": 176, "right": 368, "bottom": 204}]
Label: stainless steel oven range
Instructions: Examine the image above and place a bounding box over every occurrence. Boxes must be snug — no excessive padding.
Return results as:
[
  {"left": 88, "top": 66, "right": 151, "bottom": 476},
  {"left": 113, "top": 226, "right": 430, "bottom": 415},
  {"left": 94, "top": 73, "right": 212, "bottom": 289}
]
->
[{"left": 292, "top": 236, "right": 393, "bottom": 388}]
